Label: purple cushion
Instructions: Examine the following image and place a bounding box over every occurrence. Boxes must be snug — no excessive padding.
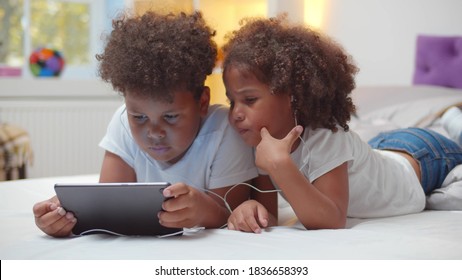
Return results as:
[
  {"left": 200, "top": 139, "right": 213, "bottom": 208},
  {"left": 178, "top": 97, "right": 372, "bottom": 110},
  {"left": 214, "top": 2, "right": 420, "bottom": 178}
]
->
[{"left": 413, "top": 35, "right": 462, "bottom": 89}]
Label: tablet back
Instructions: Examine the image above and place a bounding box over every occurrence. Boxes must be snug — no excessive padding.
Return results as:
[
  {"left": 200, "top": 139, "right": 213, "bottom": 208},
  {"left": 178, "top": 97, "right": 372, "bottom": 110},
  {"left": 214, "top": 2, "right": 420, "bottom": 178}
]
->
[{"left": 54, "top": 182, "right": 182, "bottom": 236}]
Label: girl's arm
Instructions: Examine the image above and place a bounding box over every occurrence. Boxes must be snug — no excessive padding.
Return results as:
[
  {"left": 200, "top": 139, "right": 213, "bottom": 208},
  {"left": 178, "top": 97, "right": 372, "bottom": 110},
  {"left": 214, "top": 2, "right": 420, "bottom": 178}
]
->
[
  {"left": 251, "top": 175, "right": 278, "bottom": 226},
  {"left": 256, "top": 127, "right": 349, "bottom": 229},
  {"left": 267, "top": 158, "right": 349, "bottom": 229},
  {"left": 226, "top": 176, "right": 278, "bottom": 233}
]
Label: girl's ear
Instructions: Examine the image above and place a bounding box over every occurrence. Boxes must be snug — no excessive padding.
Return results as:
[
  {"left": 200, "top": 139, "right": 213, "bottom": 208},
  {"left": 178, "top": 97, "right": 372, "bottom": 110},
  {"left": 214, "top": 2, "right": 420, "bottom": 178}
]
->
[{"left": 199, "top": 86, "right": 211, "bottom": 117}]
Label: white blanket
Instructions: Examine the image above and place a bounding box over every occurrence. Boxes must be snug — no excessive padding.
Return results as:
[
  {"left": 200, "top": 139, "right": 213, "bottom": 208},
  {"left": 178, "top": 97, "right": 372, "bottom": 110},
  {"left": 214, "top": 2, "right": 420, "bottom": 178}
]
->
[
  {"left": 0, "top": 169, "right": 461, "bottom": 259},
  {"left": 351, "top": 85, "right": 462, "bottom": 210}
]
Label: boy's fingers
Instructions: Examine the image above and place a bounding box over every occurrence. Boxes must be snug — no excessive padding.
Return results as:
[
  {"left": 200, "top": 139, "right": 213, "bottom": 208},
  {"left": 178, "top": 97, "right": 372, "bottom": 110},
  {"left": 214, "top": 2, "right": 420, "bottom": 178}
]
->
[
  {"left": 54, "top": 224, "right": 75, "bottom": 237},
  {"left": 48, "top": 217, "right": 76, "bottom": 237},
  {"left": 163, "top": 183, "right": 189, "bottom": 198},
  {"left": 33, "top": 201, "right": 55, "bottom": 218},
  {"left": 35, "top": 207, "right": 68, "bottom": 228},
  {"left": 159, "top": 208, "right": 196, "bottom": 228},
  {"left": 33, "top": 196, "right": 61, "bottom": 218}
]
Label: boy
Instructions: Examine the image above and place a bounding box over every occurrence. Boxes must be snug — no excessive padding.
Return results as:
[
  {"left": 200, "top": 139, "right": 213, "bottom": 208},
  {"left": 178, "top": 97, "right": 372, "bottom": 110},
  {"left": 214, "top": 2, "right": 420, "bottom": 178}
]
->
[{"left": 33, "top": 11, "right": 257, "bottom": 237}]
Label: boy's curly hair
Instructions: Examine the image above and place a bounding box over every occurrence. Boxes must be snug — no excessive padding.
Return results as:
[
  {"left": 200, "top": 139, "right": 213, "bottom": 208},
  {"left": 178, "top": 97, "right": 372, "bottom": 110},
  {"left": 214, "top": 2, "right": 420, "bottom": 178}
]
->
[
  {"left": 222, "top": 15, "right": 358, "bottom": 131},
  {"left": 96, "top": 11, "right": 217, "bottom": 102}
]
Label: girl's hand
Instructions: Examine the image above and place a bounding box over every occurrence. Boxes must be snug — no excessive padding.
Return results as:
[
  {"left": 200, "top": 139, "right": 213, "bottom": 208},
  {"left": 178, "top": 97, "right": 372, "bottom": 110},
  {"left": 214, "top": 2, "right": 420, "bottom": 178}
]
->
[
  {"left": 158, "top": 183, "right": 227, "bottom": 229},
  {"left": 255, "top": 125, "right": 303, "bottom": 172},
  {"left": 32, "top": 195, "right": 76, "bottom": 237},
  {"left": 227, "top": 200, "right": 269, "bottom": 234}
]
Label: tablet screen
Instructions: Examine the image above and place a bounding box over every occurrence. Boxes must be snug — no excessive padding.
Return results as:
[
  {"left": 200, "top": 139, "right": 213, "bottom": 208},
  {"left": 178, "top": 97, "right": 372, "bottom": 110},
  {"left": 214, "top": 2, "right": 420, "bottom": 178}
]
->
[{"left": 54, "top": 182, "right": 182, "bottom": 236}]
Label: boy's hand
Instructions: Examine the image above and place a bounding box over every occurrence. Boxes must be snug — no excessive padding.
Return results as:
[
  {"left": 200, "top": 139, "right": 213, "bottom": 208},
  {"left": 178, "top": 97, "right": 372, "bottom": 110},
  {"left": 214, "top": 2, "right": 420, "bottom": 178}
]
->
[
  {"left": 159, "top": 183, "right": 222, "bottom": 229},
  {"left": 227, "top": 200, "right": 269, "bottom": 234},
  {"left": 32, "top": 195, "right": 76, "bottom": 237}
]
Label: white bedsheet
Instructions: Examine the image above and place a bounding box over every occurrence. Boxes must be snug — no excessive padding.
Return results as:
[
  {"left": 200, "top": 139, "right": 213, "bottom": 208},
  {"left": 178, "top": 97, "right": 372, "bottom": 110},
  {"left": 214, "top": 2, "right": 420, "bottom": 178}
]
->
[{"left": 1, "top": 174, "right": 461, "bottom": 260}]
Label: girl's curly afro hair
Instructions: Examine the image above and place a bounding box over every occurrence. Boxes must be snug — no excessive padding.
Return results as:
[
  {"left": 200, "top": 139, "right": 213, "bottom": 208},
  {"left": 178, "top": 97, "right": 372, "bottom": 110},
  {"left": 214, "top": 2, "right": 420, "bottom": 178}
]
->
[
  {"left": 96, "top": 11, "right": 217, "bottom": 102},
  {"left": 222, "top": 15, "right": 359, "bottom": 132}
]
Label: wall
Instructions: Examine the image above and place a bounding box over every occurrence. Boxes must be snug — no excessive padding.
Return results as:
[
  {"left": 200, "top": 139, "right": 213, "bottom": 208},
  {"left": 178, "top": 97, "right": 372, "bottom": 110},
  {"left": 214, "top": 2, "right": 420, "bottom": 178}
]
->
[
  {"left": 0, "top": 80, "right": 123, "bottom": 178},
  {"left": 321, "top": 0, "right": 462, "bottom": 86},
  {"left": 210, "top": 0, "right": 462, "bottom": 86}
]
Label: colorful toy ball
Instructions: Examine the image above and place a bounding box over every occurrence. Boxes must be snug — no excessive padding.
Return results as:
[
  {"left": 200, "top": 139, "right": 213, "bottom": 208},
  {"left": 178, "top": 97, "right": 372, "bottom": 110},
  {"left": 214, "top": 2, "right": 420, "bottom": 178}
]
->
[{"left": 29, "top": 47, "right": 65, "bottom": 77}]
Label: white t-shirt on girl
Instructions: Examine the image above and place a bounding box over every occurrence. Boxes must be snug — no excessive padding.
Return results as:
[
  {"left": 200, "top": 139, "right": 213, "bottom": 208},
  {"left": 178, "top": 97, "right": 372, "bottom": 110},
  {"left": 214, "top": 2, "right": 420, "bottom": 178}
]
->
[{"left": 286, "top": 127, "right": 426, "bottom": 218}]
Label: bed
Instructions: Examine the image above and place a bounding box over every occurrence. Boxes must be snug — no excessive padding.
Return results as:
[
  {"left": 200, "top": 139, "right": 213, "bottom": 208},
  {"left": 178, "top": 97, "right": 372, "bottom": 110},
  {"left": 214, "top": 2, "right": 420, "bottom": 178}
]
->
[{"left": 1, "top": 85, "right": 462, "bottom": 260}]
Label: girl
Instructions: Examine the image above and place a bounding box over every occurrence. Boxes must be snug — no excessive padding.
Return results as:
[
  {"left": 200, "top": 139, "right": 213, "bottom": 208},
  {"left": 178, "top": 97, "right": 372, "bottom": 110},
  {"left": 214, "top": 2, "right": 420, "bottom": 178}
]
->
[{"left": 222, "top": 15, "right": 462, "bottom": 233}]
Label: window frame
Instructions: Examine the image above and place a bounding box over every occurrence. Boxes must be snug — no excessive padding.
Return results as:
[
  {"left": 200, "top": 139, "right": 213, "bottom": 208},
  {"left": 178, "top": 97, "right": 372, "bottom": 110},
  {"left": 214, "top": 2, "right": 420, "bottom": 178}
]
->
[{"left": 20, "top": 0, "right": 106, "bottom": 79}]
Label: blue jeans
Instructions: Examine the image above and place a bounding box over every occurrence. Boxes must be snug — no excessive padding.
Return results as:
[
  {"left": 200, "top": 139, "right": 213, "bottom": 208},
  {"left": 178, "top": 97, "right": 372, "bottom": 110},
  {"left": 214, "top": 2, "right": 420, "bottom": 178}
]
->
[{"left": 368, "top": 128, "right": 462, "bottom": 194}]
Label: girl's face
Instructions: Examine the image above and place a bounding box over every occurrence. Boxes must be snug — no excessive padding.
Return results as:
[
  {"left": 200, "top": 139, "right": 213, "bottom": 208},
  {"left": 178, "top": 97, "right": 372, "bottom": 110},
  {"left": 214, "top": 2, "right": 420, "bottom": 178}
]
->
[
  {"left": 224, "top": 66, "right": 295, "bottom": 147},
  {"left": 124, "top": 89, "right": 209, "bottom": 164}
]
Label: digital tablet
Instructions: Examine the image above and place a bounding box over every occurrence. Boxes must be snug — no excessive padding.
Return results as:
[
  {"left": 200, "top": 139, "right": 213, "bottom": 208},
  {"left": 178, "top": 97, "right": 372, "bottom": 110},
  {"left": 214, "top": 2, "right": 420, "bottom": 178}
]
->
[{"left": 54, "top": 182, "right": 182, "bottom": 236}]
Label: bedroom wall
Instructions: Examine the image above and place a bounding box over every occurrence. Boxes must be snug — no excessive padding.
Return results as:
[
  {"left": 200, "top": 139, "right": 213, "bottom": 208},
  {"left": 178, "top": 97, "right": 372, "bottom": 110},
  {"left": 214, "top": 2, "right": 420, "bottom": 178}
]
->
[
  {"left": 321, "top": 0, "right": 462, "bottom": 86},
  {"left": 2, "top": 0, "right": 461, "bottom": 178},
  {"left": 0, "top": 80, "right": 124, "bottom": 178}
]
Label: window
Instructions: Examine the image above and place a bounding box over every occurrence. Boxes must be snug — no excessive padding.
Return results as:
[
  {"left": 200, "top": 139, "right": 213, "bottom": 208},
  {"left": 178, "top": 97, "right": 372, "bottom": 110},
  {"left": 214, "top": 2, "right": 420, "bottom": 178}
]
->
[
  {"left": 0, "top": 0, "right": 23, "bottom": 76},
  {"left": 0, "top": 0, "right": 106, "bottom": 79},
  {"left": 1, "top": 0, "right": 323, "bottom": 81}
]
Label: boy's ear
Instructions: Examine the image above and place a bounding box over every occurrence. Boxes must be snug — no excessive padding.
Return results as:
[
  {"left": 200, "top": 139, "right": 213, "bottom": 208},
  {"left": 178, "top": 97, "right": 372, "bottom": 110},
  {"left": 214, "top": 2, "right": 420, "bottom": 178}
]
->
[{"left": 199, "top": 86, "right": 211, "bottom": 116}]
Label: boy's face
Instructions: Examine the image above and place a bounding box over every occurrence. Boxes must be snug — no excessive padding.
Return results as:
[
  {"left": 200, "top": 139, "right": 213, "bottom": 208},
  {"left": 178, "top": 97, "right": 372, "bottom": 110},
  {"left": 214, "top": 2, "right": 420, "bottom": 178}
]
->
[
  {"left": 125, "top": 89, "right": 209, "bottom": 164},
  {"left": 224, "top": 66, "right": 294, "bottom": 147}
]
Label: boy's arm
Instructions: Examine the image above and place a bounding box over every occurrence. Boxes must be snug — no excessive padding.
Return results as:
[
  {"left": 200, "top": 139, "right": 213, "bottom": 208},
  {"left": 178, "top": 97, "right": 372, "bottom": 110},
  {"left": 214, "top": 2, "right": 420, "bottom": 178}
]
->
[{"left": 99, "top": 151, "right": 136, "bottom": 182}]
